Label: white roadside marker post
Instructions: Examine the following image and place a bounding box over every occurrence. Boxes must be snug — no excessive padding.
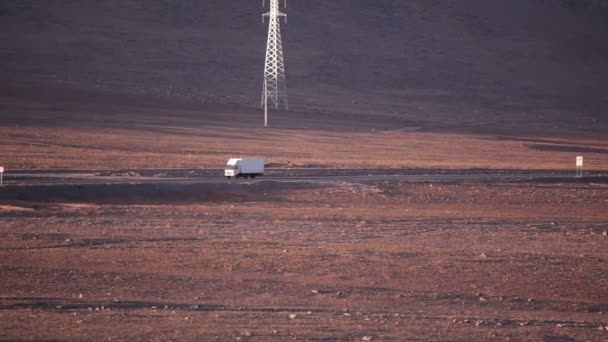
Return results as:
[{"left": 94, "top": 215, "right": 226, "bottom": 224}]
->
[
  {"left": 576, "top": 156, "right": 583, "bottom": 178},
  {"left": 0, "top": 166, "right": 4, "bottom": 186}
]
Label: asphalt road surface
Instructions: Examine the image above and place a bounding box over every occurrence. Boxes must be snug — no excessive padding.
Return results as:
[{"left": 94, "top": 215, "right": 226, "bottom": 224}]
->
[{"left": 2, "top": 169, "right": 607, "bottom": 186}]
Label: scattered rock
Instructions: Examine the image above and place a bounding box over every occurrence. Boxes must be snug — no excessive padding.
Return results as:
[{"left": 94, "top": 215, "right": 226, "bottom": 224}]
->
[
  {"left": 603, "top": 231, "right": 607, "bottom": 236},
  {"left": 289, "top": 314, "right": 297, "bottom": 319},
  {"left": 241, "top": 331, "right": 252, "bottom": 337},
  {"left": 78, "top": 293, "right": 83, "bottom": 299},
  {"left": 311, "top": 289, "right": 319, "bottom": 294},
  {"left": 527, "top": 298, "right": 535, "bottom": 303},
  {"left": 480, "top": 253, "right": 488, "bottom": 258},
  {"left": 362, "top": 336, "right": 373, "bottom": 341},
  {"left": 479, "top": 296, "right": 488, "bottom": 302}
]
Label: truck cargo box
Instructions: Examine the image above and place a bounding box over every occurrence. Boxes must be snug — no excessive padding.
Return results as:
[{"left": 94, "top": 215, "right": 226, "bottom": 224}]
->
[{"left": 225, "top": 158, "right": 264, "bottom": 179}]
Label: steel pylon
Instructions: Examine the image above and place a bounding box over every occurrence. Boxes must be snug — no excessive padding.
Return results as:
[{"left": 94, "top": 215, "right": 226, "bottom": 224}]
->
[{"left": 261, "top": 0, "right": 288, "bottom": 110}]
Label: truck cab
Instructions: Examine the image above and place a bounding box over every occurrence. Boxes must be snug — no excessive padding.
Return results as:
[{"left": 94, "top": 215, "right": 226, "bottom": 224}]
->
[{"left": 225, "top": 158, "right": 264, "bottom": 179}]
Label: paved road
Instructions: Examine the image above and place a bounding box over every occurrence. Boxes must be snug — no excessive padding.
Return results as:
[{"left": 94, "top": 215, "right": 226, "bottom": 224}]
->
[{"left": 2, "top": 169, "right": 607, "bottom": 186}]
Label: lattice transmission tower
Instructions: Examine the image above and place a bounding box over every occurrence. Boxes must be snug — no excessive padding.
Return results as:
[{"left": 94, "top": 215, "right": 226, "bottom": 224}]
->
[{"left": 261, "top": 0, "right": 288, "bottom": 110}]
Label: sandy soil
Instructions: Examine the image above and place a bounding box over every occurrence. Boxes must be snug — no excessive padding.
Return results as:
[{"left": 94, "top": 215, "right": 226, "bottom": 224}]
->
[
  {"left": 1, "top": 1, "right": 607, "bottom": 340},
  {"left": 1, "top": 88, "right": 607, "bottom": 172},
  {"left": 0, "top": 76, "right": 607, "bottom": 341},
  {"left": 1, "top": 179, "right": 607, "bottom": 340},
  {"left": 3, "top": 1, "right": 608, "bottom": 125}
]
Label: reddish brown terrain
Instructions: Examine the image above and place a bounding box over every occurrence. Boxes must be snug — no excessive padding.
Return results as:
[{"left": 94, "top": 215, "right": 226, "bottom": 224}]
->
[
  {"left": 1, "top": 0, "right": 608, "bottom": 340},
  {"left": 1, "top": 179, "right": 608, "bottom": 340}
]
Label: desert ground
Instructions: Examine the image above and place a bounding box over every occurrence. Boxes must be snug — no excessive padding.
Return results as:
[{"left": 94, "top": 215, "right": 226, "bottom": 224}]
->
[
  {"left": 1, "top": 172, "right": 608, "bottom": 340},
  {"left": 1, "top": 95, "right": 608, "bottom": 340},
  {"left": 2, "top": 1, "right": 608, "bottom": 340}
]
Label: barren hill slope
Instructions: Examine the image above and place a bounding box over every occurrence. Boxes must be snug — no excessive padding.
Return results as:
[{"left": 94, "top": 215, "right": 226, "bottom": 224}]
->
[{"left": 1, "top": 0, "right": 607, "bottom": 131}]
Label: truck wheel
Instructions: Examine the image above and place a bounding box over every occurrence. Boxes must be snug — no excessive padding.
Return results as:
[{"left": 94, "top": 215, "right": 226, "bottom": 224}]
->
[
  {"left": 226, "top": 176, "right": 231, "bottom": 179},
  {"left": 251, "top": 175, "right": 256, "bottom": 179}
]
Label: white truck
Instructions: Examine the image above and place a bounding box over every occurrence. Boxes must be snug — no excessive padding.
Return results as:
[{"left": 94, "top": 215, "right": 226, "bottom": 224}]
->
[{"left": 224, "top": 158, "right": 264, "bottom": 179}]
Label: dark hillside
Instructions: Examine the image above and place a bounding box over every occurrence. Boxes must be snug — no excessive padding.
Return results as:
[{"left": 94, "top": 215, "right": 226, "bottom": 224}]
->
[{"left": 1, "top": 0, "right": 607, "bottom": 129}]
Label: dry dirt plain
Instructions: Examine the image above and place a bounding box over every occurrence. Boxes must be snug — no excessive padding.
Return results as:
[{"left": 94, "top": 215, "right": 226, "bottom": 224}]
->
[
  {"left": 1, "top": 86, "right": 608, "bottom": 171},
  {"left": 1, "top": 179, "right": 608, "bottom": 341},
  {"left": 1, "top": 92, "right": 608, "bottom": 340},
  {"left": 2, "top": 1, "right": 608, "bottom": 340}
]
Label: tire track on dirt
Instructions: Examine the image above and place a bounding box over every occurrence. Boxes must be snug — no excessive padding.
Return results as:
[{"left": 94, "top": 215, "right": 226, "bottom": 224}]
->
[{"left": 0, "top": 297, "right": 604, "bottom": 331}]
